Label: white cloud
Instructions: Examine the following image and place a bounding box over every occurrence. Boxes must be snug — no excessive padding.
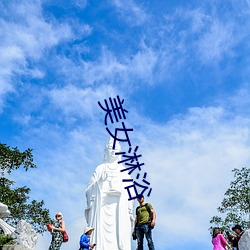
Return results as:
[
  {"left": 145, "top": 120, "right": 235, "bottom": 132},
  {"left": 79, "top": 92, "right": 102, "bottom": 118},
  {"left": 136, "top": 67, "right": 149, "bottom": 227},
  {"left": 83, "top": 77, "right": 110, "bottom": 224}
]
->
[
  {"left": 0, "top": 2, "right": 73, "bottom": 58},
  {"left": 159, "top": 7, "right": 240, "bottom": 68},
  {"left": 196, "top": 20, "right": 235, "bottom": 63},
  {"left": 81, "top": 48, "right": 127, "bottom": 85},
  {"left": 81, "top": 45, "right": 158, "bottom": 86},
  {"left": 112, "top": 0, "right": 148, "bottom": 26},
  {"left": 48, "top": 84, "right": 118, "bottom": 120},
  {"left": 189, "top": 8, "right": 210, "bottom": 33},
  {"left": 127, "top": 43, "right": 158, "bottom": 84},
  {"left": 224, "top": 84, "right": 250, "bottom": 115},
  {"left": 73, "top": 0, "right": 87, "bottom": 9},
  {"left": 0, "top": 1, "right": 74, "bottom": 110}
]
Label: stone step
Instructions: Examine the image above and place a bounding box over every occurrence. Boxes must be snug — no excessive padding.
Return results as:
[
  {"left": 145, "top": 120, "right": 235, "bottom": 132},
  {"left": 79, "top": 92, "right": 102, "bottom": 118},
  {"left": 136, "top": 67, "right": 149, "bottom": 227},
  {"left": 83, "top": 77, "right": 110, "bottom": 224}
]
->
[{"left": 1, "top": 245, "right": 26, "bottom": 250}]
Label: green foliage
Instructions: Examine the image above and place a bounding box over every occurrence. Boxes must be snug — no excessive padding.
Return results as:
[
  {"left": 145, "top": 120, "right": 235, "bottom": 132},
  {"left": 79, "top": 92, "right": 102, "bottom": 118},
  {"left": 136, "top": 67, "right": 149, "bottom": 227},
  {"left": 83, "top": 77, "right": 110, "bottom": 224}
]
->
[
  {"left": 0, "top": 234, "right": 14, "bottom": 246},
  {"left": 210, "top": 167, "right": 250, "bottom": 232},
  {"left": 0, "top": 144, "right": 36, "bottom": 175},
  {"left": 0, "top": 143, "right": 52, "bottom": 233}
]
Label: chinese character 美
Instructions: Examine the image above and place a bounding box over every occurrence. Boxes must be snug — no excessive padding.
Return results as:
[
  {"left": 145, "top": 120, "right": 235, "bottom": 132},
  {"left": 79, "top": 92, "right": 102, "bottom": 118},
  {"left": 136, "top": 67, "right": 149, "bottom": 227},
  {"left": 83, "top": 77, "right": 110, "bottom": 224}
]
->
[{"left": 98, "top": 95, "right": 128, "bottom": 125}]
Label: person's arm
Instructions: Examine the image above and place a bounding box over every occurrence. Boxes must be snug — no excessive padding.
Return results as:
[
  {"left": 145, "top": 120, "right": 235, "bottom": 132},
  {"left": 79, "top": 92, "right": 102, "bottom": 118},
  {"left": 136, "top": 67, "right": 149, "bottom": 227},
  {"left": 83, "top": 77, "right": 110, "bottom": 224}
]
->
[
  {"left": 229, "top": 233, "right": 237, "bottom": 239},
  {"left": 225, "top": 241, "right": 232, "bottom": 250},
  {"left": 220, "top": 234, "right": 232, "bottom": 250},
  {"left": 80, "top": 234, "right": 91, "bottom": 248},
  {"left": 89, "top": 243, "right": 96, "bottom": 249},
  {"left": 134, "top": 215, "right": 138, "bottom": 228},
  {"left": 151, "top": 208, "right": 156, "bottom": 227}
]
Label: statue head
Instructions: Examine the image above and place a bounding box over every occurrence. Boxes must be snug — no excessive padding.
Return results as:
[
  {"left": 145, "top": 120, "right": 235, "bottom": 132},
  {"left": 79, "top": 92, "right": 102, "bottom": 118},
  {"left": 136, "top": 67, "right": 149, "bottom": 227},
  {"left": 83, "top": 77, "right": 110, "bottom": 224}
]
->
[
  {"left": 103, "top": 137, "right": 122, "bottom": 163},
  {"left": 0, "top": 202, "right": 10, "bottom": 218}
]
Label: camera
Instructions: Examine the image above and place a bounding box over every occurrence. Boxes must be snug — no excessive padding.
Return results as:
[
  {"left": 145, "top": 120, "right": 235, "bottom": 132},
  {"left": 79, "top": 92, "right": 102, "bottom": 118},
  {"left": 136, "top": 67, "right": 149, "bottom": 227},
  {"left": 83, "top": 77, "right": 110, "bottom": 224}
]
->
[{"left": 132, "top": 231, "right": 137, "bottom": 240}]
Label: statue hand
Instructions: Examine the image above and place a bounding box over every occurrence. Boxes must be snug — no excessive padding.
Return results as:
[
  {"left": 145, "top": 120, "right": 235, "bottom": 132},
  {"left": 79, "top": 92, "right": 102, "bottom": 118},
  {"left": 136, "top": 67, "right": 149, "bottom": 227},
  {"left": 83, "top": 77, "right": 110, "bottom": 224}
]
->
[
  {"left": 87, "top": 195, "right": 95, "bottom": 208},
  {"left": 130, "top": 214, "right": 135, "bottom": 222}
]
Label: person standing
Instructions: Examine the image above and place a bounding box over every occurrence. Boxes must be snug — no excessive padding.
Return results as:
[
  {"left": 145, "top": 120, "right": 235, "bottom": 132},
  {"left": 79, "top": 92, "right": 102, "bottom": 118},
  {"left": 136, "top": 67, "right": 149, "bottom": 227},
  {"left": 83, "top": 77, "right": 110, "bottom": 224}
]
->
[
  {"left": 211, "top": 227, "right": 232, "bottom": 250},
  {"left": 231, "top": 225, "right": 244, "bottom": 250},
  {"left": 79, "top": 227, "right": 96, "bottom": 250},
  {"left": 133, "top": 195, "right": 156, "bottom": 250},
  {"left": 48, "top": 212, "right": 66, "bottom": 250}
]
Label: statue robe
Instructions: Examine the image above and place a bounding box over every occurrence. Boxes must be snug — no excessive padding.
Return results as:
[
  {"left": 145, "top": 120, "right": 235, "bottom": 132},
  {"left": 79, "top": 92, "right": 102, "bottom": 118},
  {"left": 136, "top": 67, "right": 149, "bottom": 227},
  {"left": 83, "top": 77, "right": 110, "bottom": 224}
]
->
[
  {"left": 239, "top": 229, "right": 250, "bottom": 250},
  {"left": 85, "top": 163, "right": 134, "bottom": 250}
]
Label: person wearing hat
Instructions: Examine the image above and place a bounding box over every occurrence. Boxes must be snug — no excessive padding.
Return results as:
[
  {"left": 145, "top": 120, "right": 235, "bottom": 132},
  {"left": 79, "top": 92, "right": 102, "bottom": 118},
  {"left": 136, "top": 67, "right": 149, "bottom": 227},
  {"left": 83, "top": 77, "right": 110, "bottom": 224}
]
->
[
  {"left": 49, "top": 212, "right": 66, "bottom": 250},
  {"left": 79, "top": 227, "right": 96, "bottom": 250},
  {"left": 230, "top": 225, "right": 244, "bottom": 250}
]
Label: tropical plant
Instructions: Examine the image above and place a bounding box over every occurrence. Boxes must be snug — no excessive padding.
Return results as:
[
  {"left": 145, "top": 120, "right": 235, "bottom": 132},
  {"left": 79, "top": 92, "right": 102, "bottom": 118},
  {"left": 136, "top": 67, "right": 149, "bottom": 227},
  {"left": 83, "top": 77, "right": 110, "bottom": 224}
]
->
[
  {"left": 0, "top": 143, "right": 52, "bottom": 233},
  {"left": 210, "top": 167, "right": 250, "bottom": 233}
]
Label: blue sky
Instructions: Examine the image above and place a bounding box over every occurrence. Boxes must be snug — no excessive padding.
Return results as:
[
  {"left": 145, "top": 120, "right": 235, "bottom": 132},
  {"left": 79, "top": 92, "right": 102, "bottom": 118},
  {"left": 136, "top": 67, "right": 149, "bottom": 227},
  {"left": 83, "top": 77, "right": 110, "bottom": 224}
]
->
[{"left": 1, "top": 0, "right": 250, "bottom": 249}]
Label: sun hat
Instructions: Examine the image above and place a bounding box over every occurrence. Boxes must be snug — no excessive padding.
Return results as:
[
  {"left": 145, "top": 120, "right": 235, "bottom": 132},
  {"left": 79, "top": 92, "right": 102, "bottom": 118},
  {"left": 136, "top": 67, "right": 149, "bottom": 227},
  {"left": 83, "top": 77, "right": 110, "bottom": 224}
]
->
[
  {"left": 232, "top": 225, "right": 243, "bottom": 231},
  {"left": 55, "top": 212, "right": 63, "bottom": 218},
  {"left": 84, "top": 227, "right": 94, "bottom": 234}
]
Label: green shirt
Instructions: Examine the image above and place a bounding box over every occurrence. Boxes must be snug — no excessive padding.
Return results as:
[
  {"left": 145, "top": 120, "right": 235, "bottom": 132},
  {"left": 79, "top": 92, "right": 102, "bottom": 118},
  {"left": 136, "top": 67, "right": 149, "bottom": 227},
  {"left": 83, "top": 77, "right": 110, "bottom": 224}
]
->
[{"left": 136, "top": 203, "right": 153, "bottom": 225}]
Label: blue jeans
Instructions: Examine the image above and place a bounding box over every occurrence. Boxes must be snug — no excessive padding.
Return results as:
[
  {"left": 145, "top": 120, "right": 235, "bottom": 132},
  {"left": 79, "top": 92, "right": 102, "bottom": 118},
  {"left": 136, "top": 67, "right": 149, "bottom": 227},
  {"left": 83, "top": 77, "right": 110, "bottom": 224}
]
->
[{"left": 136, "top": 223, "right": 155, "bottom": 250}]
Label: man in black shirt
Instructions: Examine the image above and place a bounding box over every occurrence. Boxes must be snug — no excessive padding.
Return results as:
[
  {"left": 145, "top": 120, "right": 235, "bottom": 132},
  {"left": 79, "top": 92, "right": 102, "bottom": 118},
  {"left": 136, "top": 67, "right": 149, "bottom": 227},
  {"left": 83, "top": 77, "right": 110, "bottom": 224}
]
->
[{"left": 230, "top": 225, "right": 244, "bottom": 250}]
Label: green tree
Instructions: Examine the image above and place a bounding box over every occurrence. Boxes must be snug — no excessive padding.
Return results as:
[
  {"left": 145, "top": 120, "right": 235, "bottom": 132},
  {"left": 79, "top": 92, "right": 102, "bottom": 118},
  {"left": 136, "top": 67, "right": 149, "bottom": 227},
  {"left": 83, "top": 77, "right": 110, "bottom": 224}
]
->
[
  {"left": 210, "top": 167, "right": 250, "bottom": 232},
  {"left": 0, "top": 143, "right": 52, "bottom": 233}
]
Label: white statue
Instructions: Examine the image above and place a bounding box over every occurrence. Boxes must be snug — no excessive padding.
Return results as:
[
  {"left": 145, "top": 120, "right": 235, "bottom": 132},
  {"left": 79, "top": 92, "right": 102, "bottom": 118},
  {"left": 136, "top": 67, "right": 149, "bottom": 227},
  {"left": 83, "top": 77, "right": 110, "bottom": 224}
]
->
[
  {"left": 0, "top": 202, "right": 15, "bottom": 235},
  {"left": 13, "top": 220, "right": 38, "bottom": 250},
  {"left": 0, "top": 202, "right": 11, "bottom": 218},
  {"left": 85, "top": 137, "right": 134, "bottom": 250},
  {"left": 0, "top": 203, "right": 37, "bottom": 250},
  {"left": 239, "top": 229, "right": 250, "bottom": 250}
]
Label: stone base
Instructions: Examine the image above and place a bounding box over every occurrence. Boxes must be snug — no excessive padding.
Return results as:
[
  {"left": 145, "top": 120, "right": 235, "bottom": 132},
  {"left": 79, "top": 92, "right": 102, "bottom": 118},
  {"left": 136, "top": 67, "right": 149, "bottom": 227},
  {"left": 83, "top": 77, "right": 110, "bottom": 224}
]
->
[
  {"left": 239, "top": 229, "right": 250, "bottom": 250},
  {"left": 1, "top": 245, "right": 26, "bottom": 250}
]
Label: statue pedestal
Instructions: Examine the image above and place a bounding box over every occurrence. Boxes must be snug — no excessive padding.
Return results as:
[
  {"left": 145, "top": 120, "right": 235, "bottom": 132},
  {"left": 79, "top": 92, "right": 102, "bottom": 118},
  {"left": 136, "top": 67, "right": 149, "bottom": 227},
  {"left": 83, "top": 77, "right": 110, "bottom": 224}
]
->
[
  {"left": 1, "top": 245, "right": 26, "bottom": 250},
  {"left": 239, "top": 229, "right": 250, "bottom": 250}
]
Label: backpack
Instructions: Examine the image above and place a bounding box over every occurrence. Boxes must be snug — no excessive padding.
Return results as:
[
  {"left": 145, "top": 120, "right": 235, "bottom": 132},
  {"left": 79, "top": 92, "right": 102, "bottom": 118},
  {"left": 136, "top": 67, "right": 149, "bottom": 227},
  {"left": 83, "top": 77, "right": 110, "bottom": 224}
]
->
[{"left": 136, "top": 203, "right": 154, "bottom": 229}]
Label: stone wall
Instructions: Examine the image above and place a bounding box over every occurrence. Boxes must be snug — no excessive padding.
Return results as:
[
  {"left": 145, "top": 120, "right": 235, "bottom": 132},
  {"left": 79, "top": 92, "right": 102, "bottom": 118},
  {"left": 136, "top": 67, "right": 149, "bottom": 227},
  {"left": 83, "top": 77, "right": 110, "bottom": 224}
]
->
[{"left": 1, "top": 245, "right": 26, "bottom": 250}]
